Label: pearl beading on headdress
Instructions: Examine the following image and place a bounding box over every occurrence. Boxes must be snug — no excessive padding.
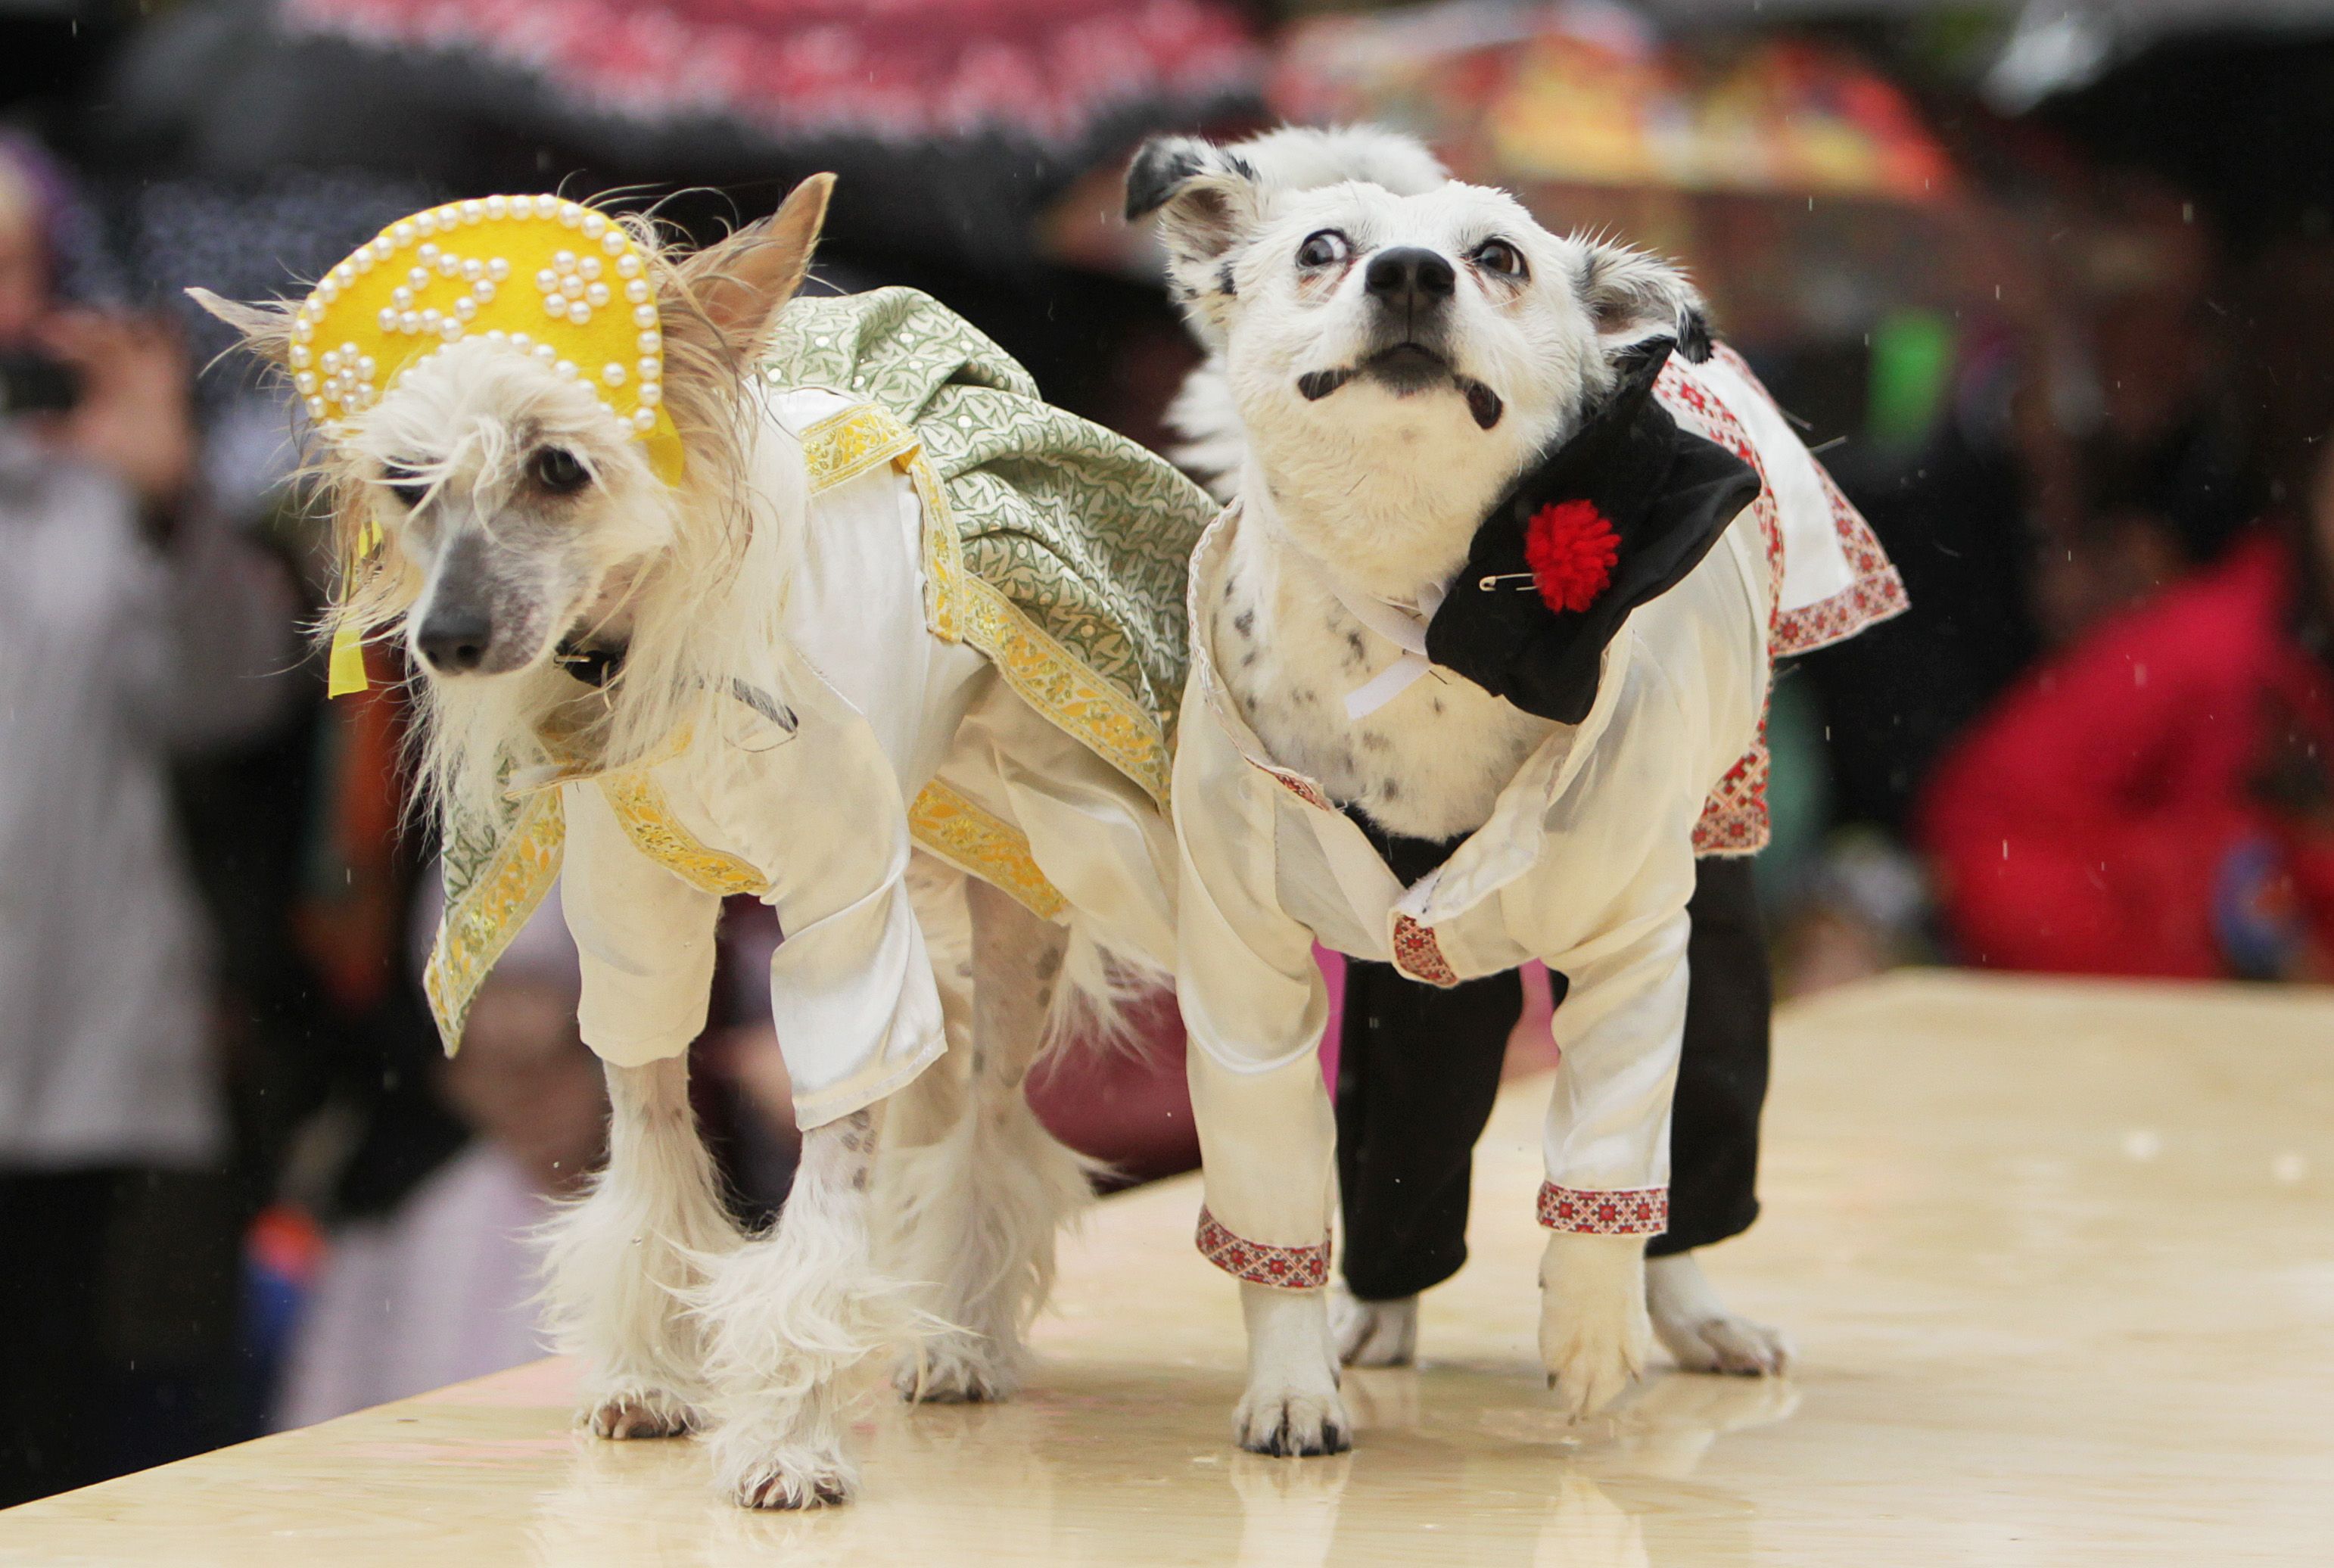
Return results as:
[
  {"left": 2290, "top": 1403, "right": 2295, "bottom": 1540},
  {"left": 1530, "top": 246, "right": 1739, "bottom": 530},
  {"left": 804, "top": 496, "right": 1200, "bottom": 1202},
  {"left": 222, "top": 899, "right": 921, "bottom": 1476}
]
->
[{"left": 289, "top": 194, "right": 684, "bottom": 484}]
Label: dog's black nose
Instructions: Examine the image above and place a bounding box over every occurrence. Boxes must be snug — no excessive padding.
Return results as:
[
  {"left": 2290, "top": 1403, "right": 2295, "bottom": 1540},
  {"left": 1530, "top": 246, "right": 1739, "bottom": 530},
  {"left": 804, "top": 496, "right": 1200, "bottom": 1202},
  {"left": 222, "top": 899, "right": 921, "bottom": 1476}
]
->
[
  {"left": 417, "top": 610, "right": 493, "bottom": 674},
  {"left": 1364, "top": 247, "right": 1455, "bottom": 316}
]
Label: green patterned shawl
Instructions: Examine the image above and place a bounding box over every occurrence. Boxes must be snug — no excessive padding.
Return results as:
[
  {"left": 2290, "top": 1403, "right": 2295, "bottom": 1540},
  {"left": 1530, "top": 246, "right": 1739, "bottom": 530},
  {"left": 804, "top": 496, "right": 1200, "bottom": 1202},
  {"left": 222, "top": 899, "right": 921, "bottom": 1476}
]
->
[{"left": 763, "top": 287, "right": 1211, "bottom": 800}]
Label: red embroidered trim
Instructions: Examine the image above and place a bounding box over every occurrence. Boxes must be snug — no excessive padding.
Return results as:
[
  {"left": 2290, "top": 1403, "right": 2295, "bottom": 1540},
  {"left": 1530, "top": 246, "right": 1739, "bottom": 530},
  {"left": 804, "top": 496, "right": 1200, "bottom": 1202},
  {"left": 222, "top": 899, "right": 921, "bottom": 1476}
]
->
[
  {"left": 1654, "top": 360, "right": 1785, "bottom": 635},
  {"left": 1390, "top": 913, "right": 1460, "bottom": 987},
  {"left": 1662, "top": 362, "right": 1782, "bottom": 858},
  {"left": 1771, "top": 460, "right": 1909, "bottom": 656},
  {"left": 1263, "top": 767, "right": 1333, "bottom": 811},
  {"left": 1659, "top": 350, "right": 1909, "bottom": 858},
  {"left": 1774, "top": 571, "right": 1909, "bottom": 657},
  {"left": 1537, "top": 1184, "right": 1670, "bottom": 1236},
  {"left": 1693, "top": 717, "right": 1771, "bottom": 857},
  {"left": 1195, "top": 1207, "right": 1330, "bottom": 1289}
]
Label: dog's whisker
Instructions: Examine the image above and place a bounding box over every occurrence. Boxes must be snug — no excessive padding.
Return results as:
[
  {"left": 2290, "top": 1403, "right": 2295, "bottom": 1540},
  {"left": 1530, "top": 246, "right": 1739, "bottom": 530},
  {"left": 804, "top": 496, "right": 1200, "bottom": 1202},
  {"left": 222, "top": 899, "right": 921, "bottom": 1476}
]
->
[{"left": 1297, "top": 368, "right": 1354, "bottom": 402}]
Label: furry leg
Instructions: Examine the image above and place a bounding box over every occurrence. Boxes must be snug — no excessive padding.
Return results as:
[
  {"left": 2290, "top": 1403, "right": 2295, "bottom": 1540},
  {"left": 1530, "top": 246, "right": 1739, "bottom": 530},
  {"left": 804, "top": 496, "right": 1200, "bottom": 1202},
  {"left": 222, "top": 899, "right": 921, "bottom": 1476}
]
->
[
  {"left": 541, "top": 1056, "right": 737, "bottom": 1439},
  {"left": 697, "top": 1107, "right": 897, "bottom": 1508},
  {"left": 1327, "top": 1283, "right": 1418, "bottom": 1368},
  {"left": 1234, "top": 1283, "right": 1352, "bottom": 1457},
  {"left": 1539, "top": 1233, "right": 1654, "bottom": 1421},
  {"left": 1645, "top": 1251, "right": 1792, "bottom": 1376},
  {"left": 888, "top": 878, "right": 1091, "bottom": 1404}
]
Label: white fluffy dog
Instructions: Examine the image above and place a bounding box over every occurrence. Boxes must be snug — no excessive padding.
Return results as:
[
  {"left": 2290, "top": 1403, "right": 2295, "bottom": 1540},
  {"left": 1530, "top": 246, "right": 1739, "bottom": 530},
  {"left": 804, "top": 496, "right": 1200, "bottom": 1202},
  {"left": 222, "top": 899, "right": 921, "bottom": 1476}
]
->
[
  {"left": 1151, "top": 127, "right": 1795, "bottom": 1387},
  {"left": 197, "top": 176, "right": 1201, "bottom": 1505},
  {"left": 1127, "top": 127, "right": 1881, "bottom": 1456}
]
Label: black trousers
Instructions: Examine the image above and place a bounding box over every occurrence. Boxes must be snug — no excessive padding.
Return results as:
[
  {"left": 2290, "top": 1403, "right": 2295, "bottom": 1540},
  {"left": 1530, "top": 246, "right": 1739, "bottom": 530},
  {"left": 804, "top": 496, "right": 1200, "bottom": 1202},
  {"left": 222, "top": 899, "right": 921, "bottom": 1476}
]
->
[{"left": 1336, "top": 855, "right": 1772, "bottom": 1301}]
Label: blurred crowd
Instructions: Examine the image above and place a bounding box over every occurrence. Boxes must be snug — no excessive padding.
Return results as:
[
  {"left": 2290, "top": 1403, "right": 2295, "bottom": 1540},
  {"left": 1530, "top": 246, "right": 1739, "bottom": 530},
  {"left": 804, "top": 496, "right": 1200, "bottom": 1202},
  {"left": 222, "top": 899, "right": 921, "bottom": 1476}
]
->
[{"left": 8, "top": 0, "right": 2334, "bottom": 1505}]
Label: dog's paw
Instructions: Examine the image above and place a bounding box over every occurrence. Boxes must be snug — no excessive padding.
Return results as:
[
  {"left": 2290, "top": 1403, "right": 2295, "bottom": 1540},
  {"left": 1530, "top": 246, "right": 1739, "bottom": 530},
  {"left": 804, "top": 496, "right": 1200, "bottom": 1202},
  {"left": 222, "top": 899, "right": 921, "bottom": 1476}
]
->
[
  {"left": 1540, "top": 1314, "right": 1648, "bottom": 1421},
  {"left": 724, "top": 1442, "right": 857, "bottom": 1510},
  {"left": 1236, "top": 1282, "right": 1352, "bottom": 1455},
  {"left": 892, "top": 1334, "right": 1023, "bottom": 1405},
  {"left": 1329, "top": 1286, "right": 1418, "bottom": 1368},
  {"left": 1651, "top": 1307, "right": 1792, "bottom": 1377},
  {"left": 1233, "top": 1382, "right": 1353, "bottom": 1458},
  {"left": 583, "top": 1388, "right": 697, "bottom": 1439},
  {"left": 1643, "top": 1250, "right": 1791, "bottom": 1376},
  {"left": 1539, "top": 1233, "right": 1653, "bottom": 1422}
]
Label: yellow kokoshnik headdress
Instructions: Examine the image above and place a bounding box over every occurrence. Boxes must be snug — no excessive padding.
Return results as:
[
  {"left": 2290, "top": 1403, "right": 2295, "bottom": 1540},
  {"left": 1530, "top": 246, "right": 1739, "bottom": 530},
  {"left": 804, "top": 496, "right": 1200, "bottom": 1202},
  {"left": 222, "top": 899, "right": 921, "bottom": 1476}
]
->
[{"left": 296, "top": 194, "right": 686, "bottom": 695}]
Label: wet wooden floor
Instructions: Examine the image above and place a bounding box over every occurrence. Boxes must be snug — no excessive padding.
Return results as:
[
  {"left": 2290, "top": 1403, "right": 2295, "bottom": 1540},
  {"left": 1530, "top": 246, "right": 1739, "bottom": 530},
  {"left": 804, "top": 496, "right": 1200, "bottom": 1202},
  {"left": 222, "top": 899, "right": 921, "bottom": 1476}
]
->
[{"left": 5, "top": 971, "right": 2329, "bottom": 1564}]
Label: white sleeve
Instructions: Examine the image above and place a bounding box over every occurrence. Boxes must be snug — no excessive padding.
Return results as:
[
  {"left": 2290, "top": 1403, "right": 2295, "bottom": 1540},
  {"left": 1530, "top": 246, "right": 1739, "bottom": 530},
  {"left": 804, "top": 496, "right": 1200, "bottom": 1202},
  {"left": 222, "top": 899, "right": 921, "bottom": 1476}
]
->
[
  {"left": 560, "top": 782, "right": 722, "bottom": 1068},
  {"left": 1174, "top": 697, "right": 1338, "bottom": 1258},
  {"left": 763, "top": 830, "right": 948, "bottom": 1130},
  {"left": 1521, "top": 652, "right": 1705, "bottom": 1217},
  {"left": 741, "top": 698, "right": 948, "bottom": 1128}
]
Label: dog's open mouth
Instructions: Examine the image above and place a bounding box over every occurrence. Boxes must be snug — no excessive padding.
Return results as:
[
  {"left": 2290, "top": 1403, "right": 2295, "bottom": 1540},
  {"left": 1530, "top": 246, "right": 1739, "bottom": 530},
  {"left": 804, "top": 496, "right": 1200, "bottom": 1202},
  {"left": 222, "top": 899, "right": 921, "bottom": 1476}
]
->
[
  {"left": 1363, "top": 342, "right": 1449, "bottom": 394},
  {"left": 1296, "top": 347, "right": 1505, "bottom": 431}
]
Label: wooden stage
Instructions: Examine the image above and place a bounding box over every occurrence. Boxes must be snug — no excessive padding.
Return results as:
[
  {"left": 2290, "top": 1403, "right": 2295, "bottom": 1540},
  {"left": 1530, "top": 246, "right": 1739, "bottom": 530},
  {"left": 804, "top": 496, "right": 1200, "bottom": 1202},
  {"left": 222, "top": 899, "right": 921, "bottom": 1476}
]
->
[{"left": 5, "top": 972, "right": 2330, "bottom": 1564}]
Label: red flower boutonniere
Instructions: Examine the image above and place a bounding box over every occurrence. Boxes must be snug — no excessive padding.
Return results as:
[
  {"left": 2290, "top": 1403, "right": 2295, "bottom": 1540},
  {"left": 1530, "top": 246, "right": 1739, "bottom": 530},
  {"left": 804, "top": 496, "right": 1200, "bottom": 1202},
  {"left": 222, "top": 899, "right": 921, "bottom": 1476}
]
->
[{"left": 1524, "top": 499, "right": 1620, "bottom": 614}]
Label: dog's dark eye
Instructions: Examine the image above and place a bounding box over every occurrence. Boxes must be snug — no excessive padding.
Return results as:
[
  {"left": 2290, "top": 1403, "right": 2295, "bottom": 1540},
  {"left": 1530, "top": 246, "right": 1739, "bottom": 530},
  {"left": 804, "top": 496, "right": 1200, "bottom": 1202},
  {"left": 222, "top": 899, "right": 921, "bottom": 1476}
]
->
[
  {"left": 529, "top": 446, "right": 590, "bottom": 495},
  {"left": 1296, "top": 230, "right": 1350, "bottom": 269},
  {"left": 381, "top": 463, "right": 429, "bottom": 509},
  {"left": 1474, "top": 239, "right": 1527, "bottom": 279}
]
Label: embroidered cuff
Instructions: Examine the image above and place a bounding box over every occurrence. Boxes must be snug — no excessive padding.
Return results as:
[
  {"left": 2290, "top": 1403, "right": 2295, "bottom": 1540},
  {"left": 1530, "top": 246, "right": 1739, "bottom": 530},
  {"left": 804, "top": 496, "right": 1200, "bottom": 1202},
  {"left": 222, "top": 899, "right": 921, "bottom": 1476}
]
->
[
  {"left": 1390, "top": 914, "right": 1460, "bottom": 987},
  {"left": 1537, "top": 1183, "right": 1669, "bottom": 1237},
  {"left": 1196, "top": 1207, "right": 1330, "bottom": 1289}
]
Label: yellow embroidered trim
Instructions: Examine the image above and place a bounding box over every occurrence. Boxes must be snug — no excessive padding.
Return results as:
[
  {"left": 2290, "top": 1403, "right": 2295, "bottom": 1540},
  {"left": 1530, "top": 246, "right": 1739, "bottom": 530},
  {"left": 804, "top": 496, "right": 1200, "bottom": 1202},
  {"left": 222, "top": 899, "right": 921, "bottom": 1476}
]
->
[
  {"left": 801, "top": 402, "right": 922, "bottom": 493},
  {"left": 956, "top": 577, "right": 1170, "bottom": 807},
  {"left": 907, "top": 442, "right": 966, "bottom": 646},
  {"left": 908, "top": 780, "right": 1066, "bottom": 922},
  {"left": 798, "top": 401, "right": 1170, "bottom": 807},
  {"left": 424, "top": 789, "right": 567, "bottom": 1054},
  {"left": 599, "top": 772, "right": 772, "bottom": 897}
]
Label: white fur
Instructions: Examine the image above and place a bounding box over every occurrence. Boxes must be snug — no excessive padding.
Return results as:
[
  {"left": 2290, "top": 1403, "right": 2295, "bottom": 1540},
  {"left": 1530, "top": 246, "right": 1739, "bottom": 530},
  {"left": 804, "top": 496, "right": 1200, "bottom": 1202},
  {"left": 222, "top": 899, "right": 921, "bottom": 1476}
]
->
[
  {"left": 372, "top": 350, "right": 804, "bottom": 830},
  {"left": 1645, "top": 1252, "right": 1793, "bottom": 1375},
  {"left": 1164, "top": 361, "right": 1246, "bottom": 503},
  {"left": 1327, "top": 1283, "right": 1417, "bottom": 1369},
  {"left": 882, "top": 875, "right": 1097, "bottom": 1404},
  {"left": 1155, "top": 133, "right": 1704, "bottom": 842},
  {"left": 692, "top": 1107, "right": 900, "bottom": 1507},
  {"left": 1163, "top": 126, "right": 1446, "bottom": 501},
  {"left": 1539, "top": 1233, "right": 1652, "bottom": 1419},
  {"left": 534, "top": 856, "right": 1104, "bottom": 1507},
  {"left": 1235, "top": 1283, "right": 1351, "bottom": 1457},
  {"left": 1135, "top": 126, "right": 1716, "bottom": 1433},
  {"left": 539, "top": 1056, "right": 736, "bottom": 1438}
]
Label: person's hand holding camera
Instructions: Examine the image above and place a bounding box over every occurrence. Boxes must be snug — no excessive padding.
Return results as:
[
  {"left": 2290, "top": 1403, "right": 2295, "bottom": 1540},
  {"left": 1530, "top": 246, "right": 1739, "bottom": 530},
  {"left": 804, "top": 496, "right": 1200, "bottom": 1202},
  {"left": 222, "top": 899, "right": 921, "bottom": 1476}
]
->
[{"left": 36, "top": 310, "right": 200, "bottom": 519}]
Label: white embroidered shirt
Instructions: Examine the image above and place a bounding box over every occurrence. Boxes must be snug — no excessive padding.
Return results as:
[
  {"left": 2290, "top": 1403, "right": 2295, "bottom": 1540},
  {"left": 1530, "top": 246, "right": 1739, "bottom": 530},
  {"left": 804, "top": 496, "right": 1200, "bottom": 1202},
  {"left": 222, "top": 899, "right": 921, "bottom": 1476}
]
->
[{"left": 1172, "top": 348, "right": 1906, "bottom": 1271}]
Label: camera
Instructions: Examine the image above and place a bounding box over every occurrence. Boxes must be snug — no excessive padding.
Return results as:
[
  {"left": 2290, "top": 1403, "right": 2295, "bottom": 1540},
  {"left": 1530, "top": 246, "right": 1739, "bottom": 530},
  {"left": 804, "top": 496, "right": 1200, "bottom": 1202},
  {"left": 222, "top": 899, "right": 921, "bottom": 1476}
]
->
[{"left": 0, "top": 350, "right": 83, "bottom": 416}]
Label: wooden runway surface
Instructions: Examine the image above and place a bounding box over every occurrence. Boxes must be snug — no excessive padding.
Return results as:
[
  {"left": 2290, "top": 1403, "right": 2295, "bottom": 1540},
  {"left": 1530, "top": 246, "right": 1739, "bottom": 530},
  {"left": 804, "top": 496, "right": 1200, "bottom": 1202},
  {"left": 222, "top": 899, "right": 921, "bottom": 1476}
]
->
[{"left": 5, "top": 972, "right": 2330, "bottom": 1563}]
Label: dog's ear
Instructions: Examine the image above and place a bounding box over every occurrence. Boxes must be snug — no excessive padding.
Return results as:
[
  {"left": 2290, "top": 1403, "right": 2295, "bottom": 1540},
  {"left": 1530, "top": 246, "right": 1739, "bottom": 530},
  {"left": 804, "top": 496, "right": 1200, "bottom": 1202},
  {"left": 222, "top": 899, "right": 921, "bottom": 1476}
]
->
[
  {"left": 1125, "top": 135, "right": 1267, "bottom": 325},
  {"left": 680, "top": 171, "right": 836, "bottom": 352},
  {"left": 1573, "top": 241, "right": 1713, "bottom": 364},
  {"left": 1225, "top": 125, "right": 1449, "bottom": 199},
  {"left": 185, "top": 288, "right": 297, "bottom": 366}
]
